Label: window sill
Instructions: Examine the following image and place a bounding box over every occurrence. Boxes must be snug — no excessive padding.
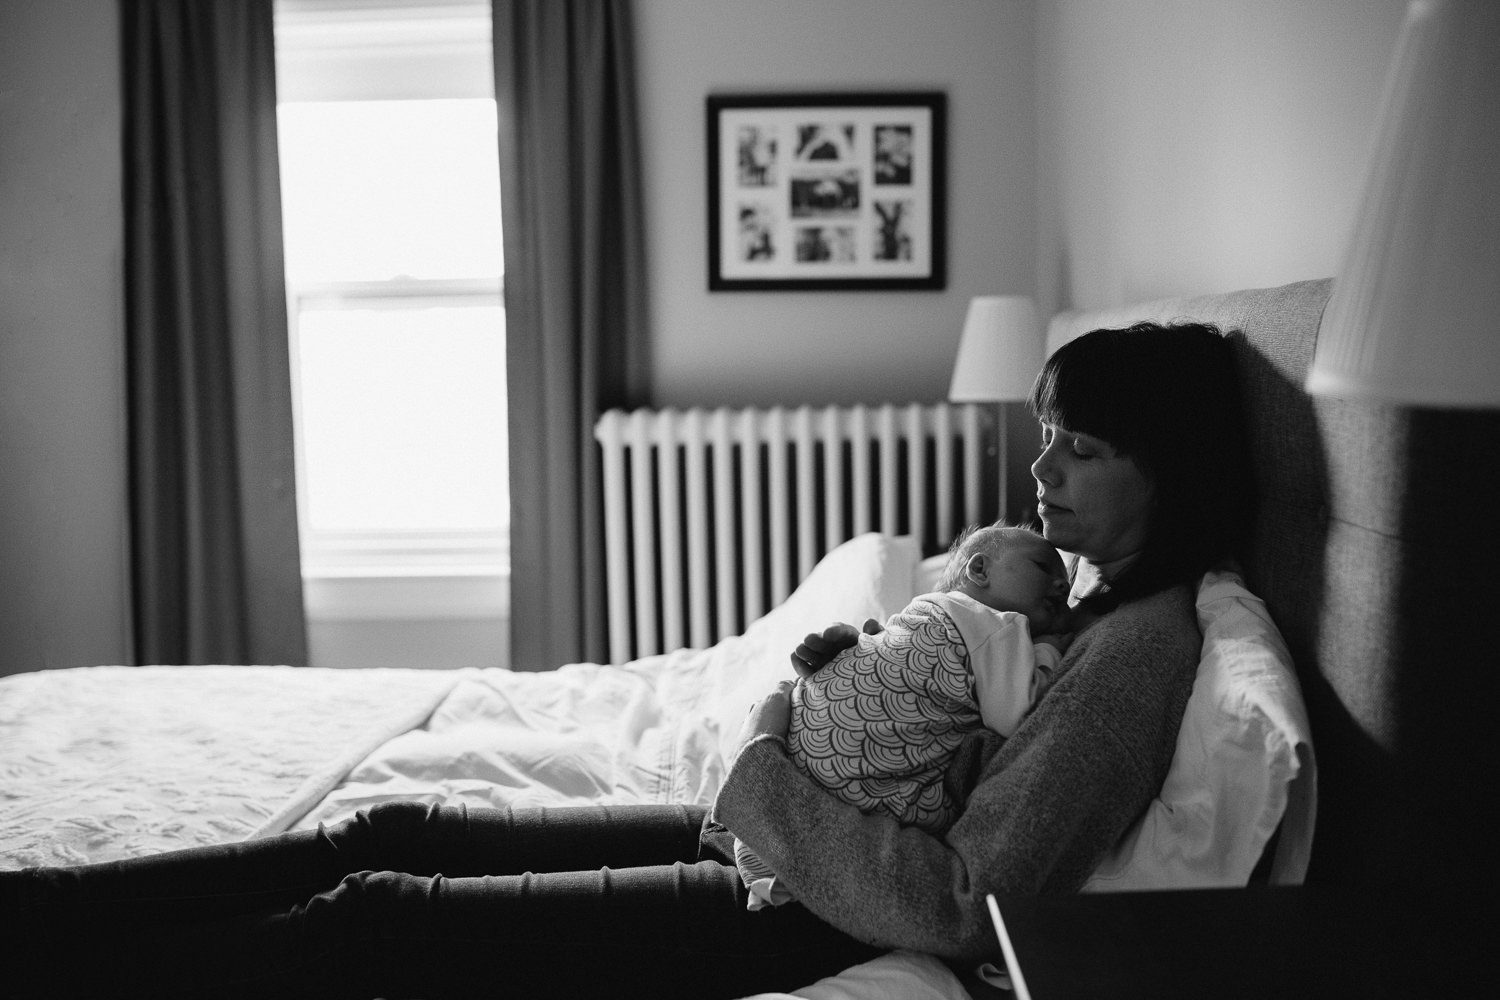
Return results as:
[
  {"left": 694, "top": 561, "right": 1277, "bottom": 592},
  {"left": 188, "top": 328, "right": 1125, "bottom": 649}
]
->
[{"left": 303, "top": 567, "right": 509, "bottom": 623}]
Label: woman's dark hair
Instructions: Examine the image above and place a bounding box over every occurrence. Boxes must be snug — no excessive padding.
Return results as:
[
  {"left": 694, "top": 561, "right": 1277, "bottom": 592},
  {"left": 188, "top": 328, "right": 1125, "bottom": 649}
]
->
[{"left": 1027, "top": 321, "right": 1255, "bottom": 604}]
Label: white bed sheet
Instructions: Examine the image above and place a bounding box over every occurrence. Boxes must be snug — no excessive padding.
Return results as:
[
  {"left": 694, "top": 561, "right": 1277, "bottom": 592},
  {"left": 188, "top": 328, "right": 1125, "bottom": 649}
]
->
[{"left": 0, "top": 665, "right": 456, "bottom": 869}]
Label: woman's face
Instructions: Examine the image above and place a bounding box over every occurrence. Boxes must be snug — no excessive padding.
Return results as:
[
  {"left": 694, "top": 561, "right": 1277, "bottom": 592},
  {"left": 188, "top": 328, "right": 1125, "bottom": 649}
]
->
[{"left": 1031, "top": 422, "right": 1154, "bottom": 565}]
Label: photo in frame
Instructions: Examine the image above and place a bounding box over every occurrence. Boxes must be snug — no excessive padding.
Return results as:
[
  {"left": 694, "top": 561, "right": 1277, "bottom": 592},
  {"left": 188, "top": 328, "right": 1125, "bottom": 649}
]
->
[{"left": 707, "top": 92, "right": 946, "bottom": 291}]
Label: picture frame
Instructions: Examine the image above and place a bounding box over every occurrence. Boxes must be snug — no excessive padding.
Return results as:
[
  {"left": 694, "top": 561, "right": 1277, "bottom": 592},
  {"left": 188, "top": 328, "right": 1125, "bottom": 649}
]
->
[{"left": 706, "top": 92, "right": 946, "bottom": 291}]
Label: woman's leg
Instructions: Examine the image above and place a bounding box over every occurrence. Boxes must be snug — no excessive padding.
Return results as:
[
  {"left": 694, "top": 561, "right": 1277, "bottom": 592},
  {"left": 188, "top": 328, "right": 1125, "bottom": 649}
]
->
[
  {"left": 319, "top": 843, "right": 885, "bottom": 1000},
  {"left": 9, "top": 803, "right": 881, "bottom": 999},
  {"left": 324, "top": 798, "right": 712, "bottom": 876},
  {"left": 7, "top": 800, "right": 707, "bottom": 922}
]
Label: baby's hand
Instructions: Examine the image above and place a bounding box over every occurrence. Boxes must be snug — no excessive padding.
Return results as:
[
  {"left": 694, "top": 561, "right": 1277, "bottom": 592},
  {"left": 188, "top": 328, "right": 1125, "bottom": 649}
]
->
[{"left": 790, "top": 619, "right": 881, "bottom": 677}]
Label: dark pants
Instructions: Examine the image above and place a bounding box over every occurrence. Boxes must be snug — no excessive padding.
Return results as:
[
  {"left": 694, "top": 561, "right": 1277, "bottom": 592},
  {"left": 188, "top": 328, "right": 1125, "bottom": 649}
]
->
[{"left": 4, "top": 801, "right": 883, "bottom": 999}]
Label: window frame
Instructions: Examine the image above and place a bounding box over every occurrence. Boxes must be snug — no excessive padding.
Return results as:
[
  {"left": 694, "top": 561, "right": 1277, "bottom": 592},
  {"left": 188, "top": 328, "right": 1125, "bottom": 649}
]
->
[{"left": 274, "top": 0, "right": 508, "bottom": 626}]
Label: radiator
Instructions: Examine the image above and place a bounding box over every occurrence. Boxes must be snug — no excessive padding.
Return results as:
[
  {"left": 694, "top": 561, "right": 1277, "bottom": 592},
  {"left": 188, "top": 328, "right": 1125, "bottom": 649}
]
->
[{"left": 594, "top": 403, "right": 993, "bottom": 663}]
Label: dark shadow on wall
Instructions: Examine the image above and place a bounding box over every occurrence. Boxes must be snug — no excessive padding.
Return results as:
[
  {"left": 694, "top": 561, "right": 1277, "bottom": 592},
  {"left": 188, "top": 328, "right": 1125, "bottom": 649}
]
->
[{"left": 1228, "top": 333, "right": 1402, "bottom": 890}]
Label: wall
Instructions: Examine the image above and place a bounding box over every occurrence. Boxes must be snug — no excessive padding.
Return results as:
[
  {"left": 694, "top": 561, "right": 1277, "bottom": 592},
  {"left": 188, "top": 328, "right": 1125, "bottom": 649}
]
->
[
  {"left": 635, "top": 0, "right": 1037, "bottom": 408},
  {"left": 0, "top": 0, "right": 131, "bottom": 675},
  {"left": 1035, "top": 0, "right": 1409, "bottom": 315}
]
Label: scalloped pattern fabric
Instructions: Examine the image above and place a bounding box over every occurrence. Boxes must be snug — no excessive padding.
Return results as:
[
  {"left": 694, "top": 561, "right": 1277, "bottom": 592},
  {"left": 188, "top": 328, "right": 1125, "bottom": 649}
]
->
[{"left": 787, "top": 596, "right": 979, "bottom": 833}]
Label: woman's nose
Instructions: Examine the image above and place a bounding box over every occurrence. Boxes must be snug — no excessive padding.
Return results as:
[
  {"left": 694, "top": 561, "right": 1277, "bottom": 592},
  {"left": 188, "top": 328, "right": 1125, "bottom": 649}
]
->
[{"left": 1032, "top": 448, "right": 1058, "bottom": 487}]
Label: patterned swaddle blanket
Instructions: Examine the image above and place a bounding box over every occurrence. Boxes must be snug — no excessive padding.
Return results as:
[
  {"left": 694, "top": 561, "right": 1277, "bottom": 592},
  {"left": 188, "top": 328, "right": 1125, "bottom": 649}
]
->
[
  {"left": 732, "top": 595, "right": 989, "bottom": 909},
  {"left": 786, "top": 595, "right": 982, "bottom": 834}
]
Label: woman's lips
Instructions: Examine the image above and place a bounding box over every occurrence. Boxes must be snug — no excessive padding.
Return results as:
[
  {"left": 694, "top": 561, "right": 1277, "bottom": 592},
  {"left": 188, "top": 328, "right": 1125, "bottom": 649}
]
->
[{"left": 1037, "top": 499, "right": 1071, "bottom": 515}]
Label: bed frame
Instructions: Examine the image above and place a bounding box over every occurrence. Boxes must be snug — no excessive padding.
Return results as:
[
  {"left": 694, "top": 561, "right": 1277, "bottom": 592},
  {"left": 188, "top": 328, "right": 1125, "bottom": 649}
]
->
[{"left": 1051, "top": 277, "right": 1499, "bottom": 895}]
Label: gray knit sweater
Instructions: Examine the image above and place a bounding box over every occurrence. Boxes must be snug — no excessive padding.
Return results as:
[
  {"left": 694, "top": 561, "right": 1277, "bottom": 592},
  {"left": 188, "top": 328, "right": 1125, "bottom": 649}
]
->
[{"left": 711, "top": 584, "right": 1199, "bottom": 961}]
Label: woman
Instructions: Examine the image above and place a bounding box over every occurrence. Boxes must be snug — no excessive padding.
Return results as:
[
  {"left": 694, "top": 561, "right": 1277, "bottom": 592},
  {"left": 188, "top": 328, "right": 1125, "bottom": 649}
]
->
[{"left": 3, "top": 322, "right": 1252, "bottom": 999}]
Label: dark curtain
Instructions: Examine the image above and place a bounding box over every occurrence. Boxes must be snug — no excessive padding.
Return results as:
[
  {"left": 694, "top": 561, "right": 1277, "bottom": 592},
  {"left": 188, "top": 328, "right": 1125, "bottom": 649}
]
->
[
  {"left": 120, "top": 0, "right": 306, "bottom": 665},
  {"left": 493, "top": 0, "right": 650, "bottom": 669}
]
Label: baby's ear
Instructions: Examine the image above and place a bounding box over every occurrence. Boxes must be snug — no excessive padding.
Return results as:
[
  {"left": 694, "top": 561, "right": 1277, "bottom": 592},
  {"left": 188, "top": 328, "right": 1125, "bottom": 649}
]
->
[{"left": 964, "top": 552, "right": 989, "bottom": 584}]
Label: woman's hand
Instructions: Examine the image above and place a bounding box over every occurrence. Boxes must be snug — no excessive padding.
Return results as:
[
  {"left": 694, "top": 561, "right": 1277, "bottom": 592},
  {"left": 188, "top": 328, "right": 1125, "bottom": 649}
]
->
[
  {"left": 731, "top": 679, "right": 796, "bottom": 765},
  {"left": 789, "top": 618, "right": 883, "bottom": 677}
]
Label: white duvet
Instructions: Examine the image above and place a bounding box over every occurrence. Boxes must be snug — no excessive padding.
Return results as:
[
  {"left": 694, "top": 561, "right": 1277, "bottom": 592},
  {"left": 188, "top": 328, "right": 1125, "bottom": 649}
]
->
[
  {"left": 295, "top": 533, "right": 919, "bottom": 827},
  {"left": 0, "top": 533, "right": 967, "bottom": 999}
]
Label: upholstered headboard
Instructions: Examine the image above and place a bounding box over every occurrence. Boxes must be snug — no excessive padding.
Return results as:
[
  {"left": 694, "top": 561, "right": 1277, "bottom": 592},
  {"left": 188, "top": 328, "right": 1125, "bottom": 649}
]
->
[{"left": 1048, "top": 278, "right": 1499, "bottom": 893}]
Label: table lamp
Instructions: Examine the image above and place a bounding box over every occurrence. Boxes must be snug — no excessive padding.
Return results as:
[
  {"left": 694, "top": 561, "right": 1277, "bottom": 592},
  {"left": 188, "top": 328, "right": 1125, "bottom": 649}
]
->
[
  {"left": 1306, "top": 0, "right": 1500, "bottom": 407},
  {"left": 949, "top": 295, "right": 1044, "bottom": 522}
]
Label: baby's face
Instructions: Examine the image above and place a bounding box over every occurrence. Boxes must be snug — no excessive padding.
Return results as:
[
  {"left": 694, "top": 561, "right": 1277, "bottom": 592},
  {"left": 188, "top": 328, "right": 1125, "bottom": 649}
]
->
[{"left": 970, "top": 534, "right": 1069, "bottom": 634}]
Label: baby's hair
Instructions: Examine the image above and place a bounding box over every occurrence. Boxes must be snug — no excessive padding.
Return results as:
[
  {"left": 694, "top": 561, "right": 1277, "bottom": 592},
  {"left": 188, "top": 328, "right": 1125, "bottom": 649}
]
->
[{"left": 936, "top": 521, "right": 1045, "bottom": 592}]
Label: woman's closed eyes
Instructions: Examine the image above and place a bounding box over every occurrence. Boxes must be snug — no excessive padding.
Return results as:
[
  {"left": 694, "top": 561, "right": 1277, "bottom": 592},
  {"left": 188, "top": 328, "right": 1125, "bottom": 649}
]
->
[{"left": 1040, "top": 426, "right": 1108, "bottom": 460}]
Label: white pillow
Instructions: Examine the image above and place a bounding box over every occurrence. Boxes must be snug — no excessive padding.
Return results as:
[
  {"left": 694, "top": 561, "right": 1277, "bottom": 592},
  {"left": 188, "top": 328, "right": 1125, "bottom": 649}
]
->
[
  {"left": 1083, "top": 565, "right": 1317, "bottom": 890},
  {"left": 914, "top": 551, "right": 947, "bottom": 594}
]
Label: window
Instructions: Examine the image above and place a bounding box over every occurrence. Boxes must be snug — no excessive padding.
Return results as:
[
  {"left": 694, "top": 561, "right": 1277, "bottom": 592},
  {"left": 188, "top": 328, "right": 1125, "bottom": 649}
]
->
[{"left": 275, "top": 1, "right": 507, "bottom": 665}]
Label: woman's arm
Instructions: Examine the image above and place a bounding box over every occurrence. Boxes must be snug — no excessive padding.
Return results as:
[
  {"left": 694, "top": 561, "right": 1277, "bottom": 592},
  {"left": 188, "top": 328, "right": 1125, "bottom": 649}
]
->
[{"left": 715, "top": 586, "right": 1200, "bottom": 960}]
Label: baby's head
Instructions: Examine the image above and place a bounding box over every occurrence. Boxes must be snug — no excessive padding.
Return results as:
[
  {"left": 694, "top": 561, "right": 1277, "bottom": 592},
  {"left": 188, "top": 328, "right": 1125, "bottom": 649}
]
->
[{"left": 938, "top": 524, "right": 1069, "bottom": 634}]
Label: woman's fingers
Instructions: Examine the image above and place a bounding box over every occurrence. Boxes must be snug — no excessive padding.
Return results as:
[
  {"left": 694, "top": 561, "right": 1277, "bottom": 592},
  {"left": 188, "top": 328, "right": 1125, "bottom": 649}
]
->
[{"left": 734, "top": 679, "right": 797, "bottom": 756}]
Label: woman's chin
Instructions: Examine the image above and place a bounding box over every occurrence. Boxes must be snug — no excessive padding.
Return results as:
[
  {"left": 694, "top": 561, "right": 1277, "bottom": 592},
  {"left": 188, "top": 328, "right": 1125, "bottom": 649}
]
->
[{"left": 1038, "top": 514, "right": 1076, "bottom": 547}]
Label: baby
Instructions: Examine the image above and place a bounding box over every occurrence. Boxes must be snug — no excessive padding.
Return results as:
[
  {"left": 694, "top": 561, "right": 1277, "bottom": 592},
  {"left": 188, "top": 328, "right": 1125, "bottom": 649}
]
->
[{"left": 732, "top": 524, "right": 1073, "bottom": 910}]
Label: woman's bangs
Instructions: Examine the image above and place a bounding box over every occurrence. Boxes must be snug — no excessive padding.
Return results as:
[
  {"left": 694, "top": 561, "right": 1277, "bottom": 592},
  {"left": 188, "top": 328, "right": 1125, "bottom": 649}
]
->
[{"left": 1028, "top": 352, "right": 1136, "bottom": 452}]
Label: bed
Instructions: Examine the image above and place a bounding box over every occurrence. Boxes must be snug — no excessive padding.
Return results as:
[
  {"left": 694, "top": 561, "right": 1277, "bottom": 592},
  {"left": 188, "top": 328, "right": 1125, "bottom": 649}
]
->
[{"left": 6, "top": 275, "right": 1489, "bottom": 998}]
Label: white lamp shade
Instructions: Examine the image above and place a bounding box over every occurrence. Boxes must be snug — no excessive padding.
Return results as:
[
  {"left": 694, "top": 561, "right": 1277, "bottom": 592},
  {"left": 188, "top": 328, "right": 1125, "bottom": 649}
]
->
[
  {"left": 949, "top": 296, "right": 1044, "bottom": 402},
  {"left": 1307, "top": 0, "right": 1500, "bottom": 408}
]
